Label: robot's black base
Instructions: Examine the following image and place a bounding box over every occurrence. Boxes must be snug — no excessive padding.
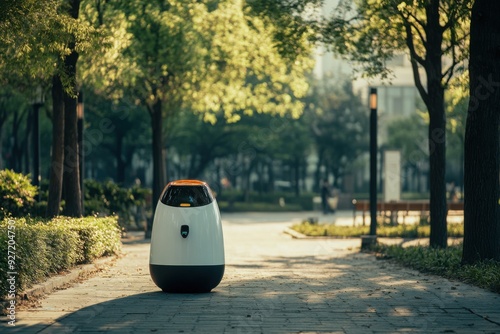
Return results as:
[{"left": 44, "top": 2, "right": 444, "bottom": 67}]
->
[{"left": 150, "top": 264, "right": 224, "bottom": 293}]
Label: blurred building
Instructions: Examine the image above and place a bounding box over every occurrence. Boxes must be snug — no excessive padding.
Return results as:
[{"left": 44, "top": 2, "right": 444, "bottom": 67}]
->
[{"left": 311, "top": 0, "right": 428, "bottom": 196}]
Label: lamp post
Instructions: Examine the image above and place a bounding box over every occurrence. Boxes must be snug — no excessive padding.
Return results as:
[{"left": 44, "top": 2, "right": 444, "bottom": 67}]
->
[
  {"left": 32, "top": 85, "right": 44, "bottom": 199},
  {"left": 369, "top": 88, "right": 378, "bottom": 236},
  {"left": 77, "top": 91, "right": 84, "bottom": 213}
]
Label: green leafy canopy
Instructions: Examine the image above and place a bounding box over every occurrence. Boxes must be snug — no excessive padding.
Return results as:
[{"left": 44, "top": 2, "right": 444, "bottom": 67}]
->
[{"left": 80, "top": 0, "right": 315, "bottom": 123}]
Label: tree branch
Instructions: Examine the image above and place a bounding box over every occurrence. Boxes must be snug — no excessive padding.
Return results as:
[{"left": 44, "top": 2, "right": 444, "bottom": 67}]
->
[
  {"left": 442, "top": 2, "right": 460, "bottom": 30},
  {"left": 397, "top": 10, "right": 426, "bottom": 66},
  {"left": 407, "top": 11, "right": 426, "bottom": 35},
  {"left": 442, "top": 20, "right": 465, "bottom": 87},
  {"left": 408, "top": 19, "right": 427, "bottom": 53},
  {"left": 403, "top": 21, "right": 429, "bottom": 106}
]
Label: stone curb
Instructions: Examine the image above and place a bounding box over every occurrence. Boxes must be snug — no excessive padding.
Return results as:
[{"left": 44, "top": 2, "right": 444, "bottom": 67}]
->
[
  {"left": 283, "top": 227, "right": 362, "bottom": 240},
  {"left": 283, "top": 227, "right": 309, "bottom": 239},
  {"left": 22, "top": 255, "right": 118, "bottom": 300},
  {"left": 2, "top": 232, "right": 143, "bottom": 314},
  {"left": 1, "top": 254, "right": 117, "bottom": 314},
  {"left": 283, "top": 228, "right": 464, "bottom": 250}
]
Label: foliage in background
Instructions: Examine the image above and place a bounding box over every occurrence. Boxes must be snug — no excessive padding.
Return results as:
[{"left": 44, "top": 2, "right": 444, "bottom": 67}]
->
[
  {"left": 0, "top": 170, "right": 149, "bottom": 230},
  {"left": 84, "top": 179, "right": 150, "bottom": 230},
  {"left": 372, "top": 244, "right": 500, "bottom": 293},
  {"left": 0, "top": 0, "right": 61, "bottom": 80},
  {"left": 0, "top": 216, "right": 121, "bottom": 298},
  {"left": 82, "top": 89, "right": 151, "bottom": 184},
  {"left": 245, "top": 0, "right": 322, "bottom": 60},
  {"left": 0, "top": 169, "right": 37, "bottom": 219},
  {"left": 218, "top": 190, "right": 315, "bottom": 212},
  {"left": 304, "top": 79, "right": 368, "bottom": 190}
]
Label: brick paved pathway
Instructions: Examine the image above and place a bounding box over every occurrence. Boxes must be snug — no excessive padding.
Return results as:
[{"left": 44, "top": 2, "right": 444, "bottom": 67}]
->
[{"left": 4, "top": 216, "right": 500, "bottom": 333}]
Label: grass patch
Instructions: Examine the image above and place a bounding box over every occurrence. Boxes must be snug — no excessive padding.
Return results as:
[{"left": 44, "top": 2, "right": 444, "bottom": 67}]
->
[
  {"left": 372, "top": 243, "right": 500, "bottom": 293},
  {"left": 290, "top": 222, "right": 464, "bottom": 238}
]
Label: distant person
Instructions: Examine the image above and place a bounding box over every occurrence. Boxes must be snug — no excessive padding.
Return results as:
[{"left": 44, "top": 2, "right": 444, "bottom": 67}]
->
[
  {"left": 448, "top": 181, "right": 459, "bottom": 203},
  {"left": 320, "top": 179, "right": 332, "bottom": 214}
]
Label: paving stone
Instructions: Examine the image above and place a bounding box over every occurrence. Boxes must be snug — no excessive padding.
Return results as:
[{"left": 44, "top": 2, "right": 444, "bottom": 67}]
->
[{"left": 3, "top": 216, "right": 499, "bottom": 333}]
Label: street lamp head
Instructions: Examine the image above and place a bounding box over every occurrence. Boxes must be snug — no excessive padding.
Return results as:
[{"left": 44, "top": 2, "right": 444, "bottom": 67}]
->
[
  {"left": 32, "top": 85, "right": 45, "bottom": 106},
  {"left": 369, "top": 87, "right": 377, "bottom": 110}
]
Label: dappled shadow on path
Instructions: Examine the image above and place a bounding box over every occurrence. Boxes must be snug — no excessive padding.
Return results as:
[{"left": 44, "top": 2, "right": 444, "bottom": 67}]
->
[{"left": 13, "top": 250, "right": 500, "bottom": 333}]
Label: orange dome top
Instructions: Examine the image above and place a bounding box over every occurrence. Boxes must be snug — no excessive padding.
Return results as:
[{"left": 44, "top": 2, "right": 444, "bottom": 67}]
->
[{"left": 167, "top": 179, "right": 207, "bottom": 187}]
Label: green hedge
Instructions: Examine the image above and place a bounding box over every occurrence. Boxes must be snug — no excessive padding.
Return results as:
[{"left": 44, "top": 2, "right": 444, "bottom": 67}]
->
[
  {"left": 0, "top": 216, "right": 121, "bottom": 298},
  {"left": 0, "top": 169, "right": 37, "bottom": 219},
  {"left": 217, "top": 190, "right": 315, "bottom": 211}
]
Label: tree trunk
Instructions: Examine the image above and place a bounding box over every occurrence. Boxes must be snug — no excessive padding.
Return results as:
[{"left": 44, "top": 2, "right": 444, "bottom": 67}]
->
[
  {"left": 62, "top": 89, "right": 82, "bottom": 217},
  {"left": 427, "top": 104, "right": 447, "bottom": 248},
  {"left": 462, "top": 0, "right": 500, "bottom": 264},
  {"left": 46, "top": 75, "right": 65, "bottom": 217},
  {"left": 24, "top": 110, "right": 32, "bottom": 175},
  {"left": 314, "top": 148, "right": 324, "bottom": 193},
  {"left": 426, "top": 0, "right": 447, "bottom": 248},
  {"left": 145, "top": 99, "right": 165, "bottom": 239},
  {"left": 9, "top": 111, "right": 23, "bottom": 172},
  {"left": 268, "top": 160, "right": 275, "bottom": 193},
  {"left": 294, "top": 157, "right": 300, "bottom": 197},
  {"left": 151, "top": 98, "right": 166, "bottom": 212},
  {"left": 61, "top": 0, "right": 82, "bottom": 217},
  {"left": 258, "top": 162, "right": 264, "bottom": 194},
  {"left": 116, "top": 131, "right": 125, "bottom": 184},
  {"left": 243, "top": 159, "right": 255, "bottom": 202},
  {"left": 0, "top": 121, "right": 3, "bottom": 170}
]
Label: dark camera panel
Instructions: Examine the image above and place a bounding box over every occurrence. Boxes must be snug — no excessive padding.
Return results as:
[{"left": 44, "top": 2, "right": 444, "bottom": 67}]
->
[{"left": 160, "top": 185, "right": 214, "bottom": 207}]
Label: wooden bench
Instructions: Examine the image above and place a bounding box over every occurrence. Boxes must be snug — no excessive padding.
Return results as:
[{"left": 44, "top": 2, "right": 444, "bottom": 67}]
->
[{"left": 351, "top": 200, "right": 464, "bottom": 225}]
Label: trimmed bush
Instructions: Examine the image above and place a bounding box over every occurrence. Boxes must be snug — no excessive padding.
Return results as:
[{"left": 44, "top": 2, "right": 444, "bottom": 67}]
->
[
  {"left": 0, "top": 170, "right": 37, "bottom": 219},
  {"left": 0, "top": 216, "right": 121, "bottom": 298},
  {"left": 57, "top": 217, "right": 122, "bottom": 263}
]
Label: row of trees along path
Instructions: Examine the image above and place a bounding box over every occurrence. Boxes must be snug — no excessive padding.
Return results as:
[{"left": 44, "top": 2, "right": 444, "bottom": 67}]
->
[{"left": 0, "top": 0, "right": 498, "bottom": 265}]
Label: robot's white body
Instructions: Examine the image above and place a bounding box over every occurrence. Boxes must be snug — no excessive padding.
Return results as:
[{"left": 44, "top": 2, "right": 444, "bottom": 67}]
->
[{"left": 149, "top": 180, "right": 225, "bottom": 293}]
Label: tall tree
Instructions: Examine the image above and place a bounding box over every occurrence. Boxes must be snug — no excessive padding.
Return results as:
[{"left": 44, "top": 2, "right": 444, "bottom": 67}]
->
[
  {"left": 60, "top": 0, "right": 83, "bottom": 217},
  {"left": 324, "top": 0, "right": 471, "bottom": 248},
  {"left": 46, "top": 74, "right": 66, "bottom": 217},
  {"left": 48, "top": 0, "right": 94, "bottom": 217},
  {"left": 0, "top": 0, "right": 97, "bottom": 217},
  {"left": 462, "top": 0, "right": 500, "bottom": 264},
  {"left": 84, "top": 0, "right": 313, "bottom": 234}
]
